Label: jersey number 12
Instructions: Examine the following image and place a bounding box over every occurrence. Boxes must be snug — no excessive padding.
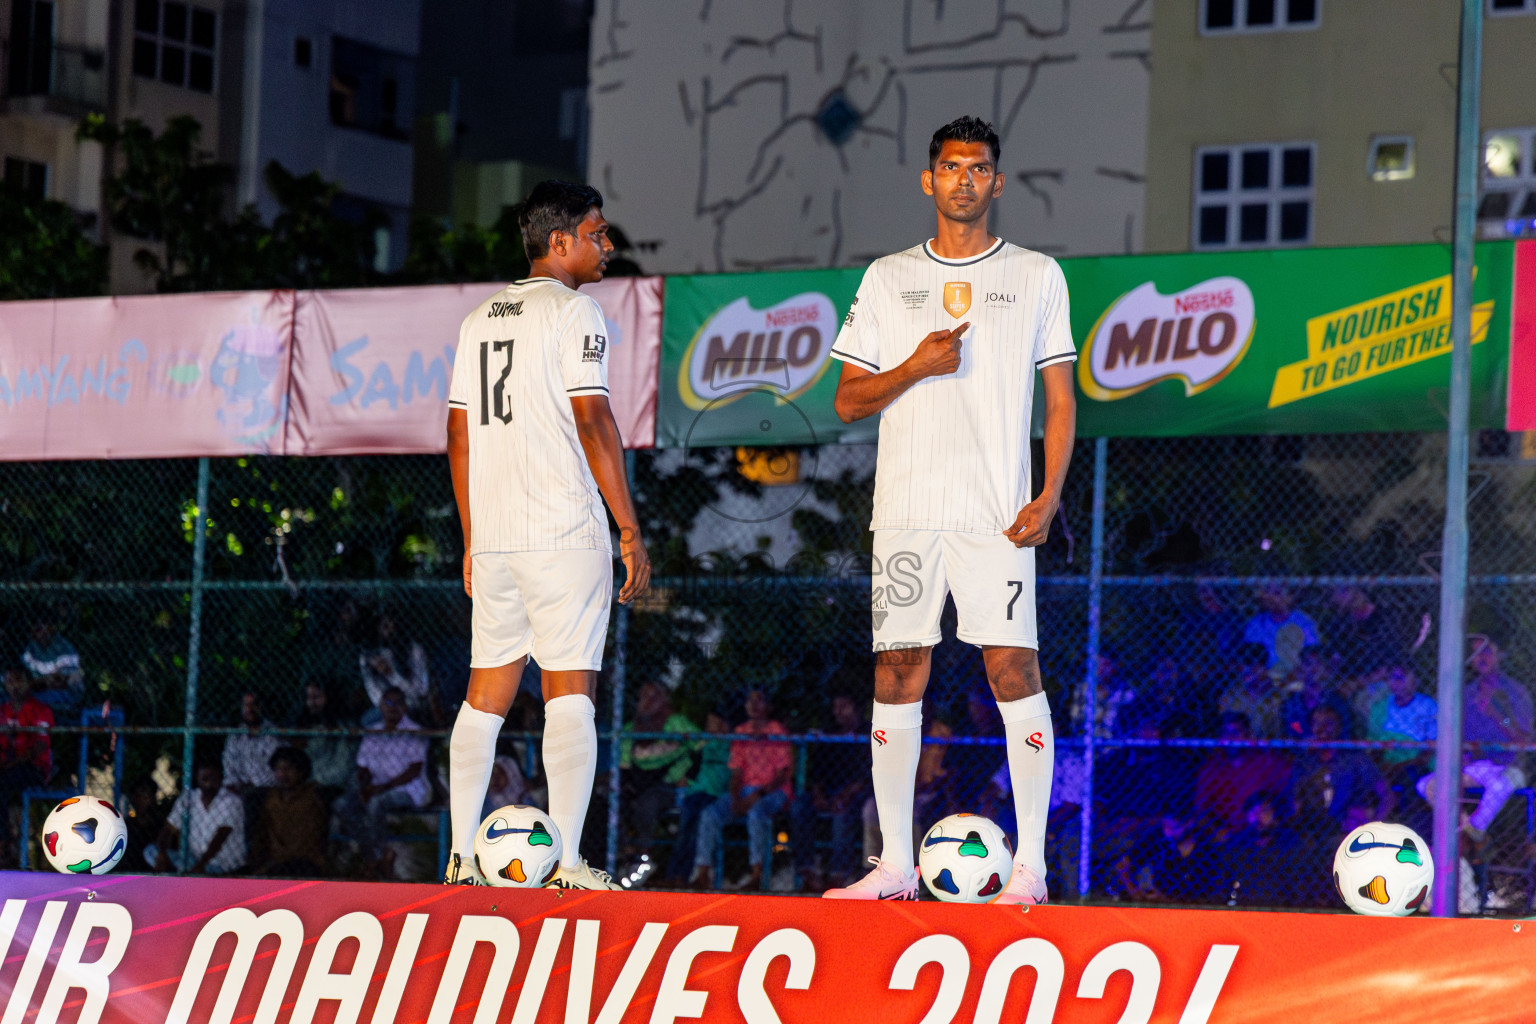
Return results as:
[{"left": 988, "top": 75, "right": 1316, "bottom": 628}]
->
[{"left": 479, "top": 340, "right": 515, "bottom": 425}]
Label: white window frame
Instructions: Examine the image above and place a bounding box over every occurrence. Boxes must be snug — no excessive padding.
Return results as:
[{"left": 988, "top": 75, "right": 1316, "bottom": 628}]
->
[
  {"left": 1199, "top": 0, "right": 1321, "bottom": 35},
  {"left": 133, "top": 0, "right": 219, "bottom": 93},
  {"left": 1487, "top": 0, "right": 1536, "bottom": 16},
  {"left": 1368, "top": 135, "right": 1415, "bottom": 182},
  {"left": 1192, "top": 142, "right": 1316, "bottom": 251},
  {"left": 1478, "top": 127, "right": 1536, "bottom": 238}
]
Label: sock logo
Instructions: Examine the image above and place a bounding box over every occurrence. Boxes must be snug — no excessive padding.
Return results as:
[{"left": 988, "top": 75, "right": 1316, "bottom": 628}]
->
[
  {"left": 873, "top": 729, "right": 887, "bottom": 747},
  {"left": 1026, "top": 732, "right": 1044, "bottom": 752}
]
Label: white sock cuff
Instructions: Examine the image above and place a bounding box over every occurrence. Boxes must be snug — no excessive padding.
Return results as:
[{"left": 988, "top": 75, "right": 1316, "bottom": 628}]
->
[
  {"left": 546, "top": 693, "right": 596, "bottom": 718},
  {"left": 456, "top": 703, "right": 506, "bottom": 729},
  {"left": 998, "top": 692, "right": 1050, "bottom": 724},
  {"left": 871, "top": 700, "right": 922, "bottom": 730}
]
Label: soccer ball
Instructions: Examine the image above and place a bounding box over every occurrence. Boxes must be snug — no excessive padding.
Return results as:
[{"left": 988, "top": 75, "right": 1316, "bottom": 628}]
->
[
  {"left": 918, "top": 813, "right": 1015, "bottom": 903},
  {"left": 1333, "top": 820, "right": 1435, "bottom": 916},
  {"left": 42, "top": 795, "right": 128, "bottom": 875},
  {"left": 473, "top": 804, "right": 562, "bottom": 887}
]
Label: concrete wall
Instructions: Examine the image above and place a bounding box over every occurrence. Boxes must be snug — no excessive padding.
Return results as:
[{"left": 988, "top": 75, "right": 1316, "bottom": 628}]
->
[{"left": 586, "top": 0, "right": 1152, "bottom": 273}]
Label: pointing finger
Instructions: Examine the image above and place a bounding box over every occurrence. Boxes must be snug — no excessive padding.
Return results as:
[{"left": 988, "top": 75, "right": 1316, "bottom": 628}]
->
[{"left": 949, "top": 322, "right": 970, "bottom": 343}]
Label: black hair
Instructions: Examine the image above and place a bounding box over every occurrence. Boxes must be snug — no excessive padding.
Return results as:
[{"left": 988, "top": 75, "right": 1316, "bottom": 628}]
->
[
  {"left": 929, "top": 116, "right": 1001, "bottom": 169},
  {"left": 269, "top": 745, "right": 312, "bottom": 779},
  {"left": 518, "top": 180, "right": 604, "bottom": 260}
]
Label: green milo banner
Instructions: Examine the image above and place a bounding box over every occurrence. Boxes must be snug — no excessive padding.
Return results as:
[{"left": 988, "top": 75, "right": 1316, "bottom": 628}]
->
[
  {"left": 657, "top": 244, "right": 1514, "bottom": 446},
  {"left": 657, "top": 268, "right": 872, "bottom": 448},
  {"left": 1064, "top": 242, "right": 1513, "bottom": 436}
]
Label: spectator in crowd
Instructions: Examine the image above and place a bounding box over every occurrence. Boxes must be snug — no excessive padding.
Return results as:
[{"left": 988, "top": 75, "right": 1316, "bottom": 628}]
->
[
  {"left": 792, "top": 692, "right": 869, "bottom": 891},
  {"left": 1292, "top": 704, "right": 1388, "bottom": 828},
  {"left": 21, "top": 615, "right": 85, "bottom": 714},
  {"left": 223, "top": 691, "right": 281, "bottom": 803},
  {"left": 1114, "top": 805, "right": 1228, "bottom": 904},
  {"left": 1217, "top": 656, "right": 1286, "bottom": 739},
  {"left": 693, "top": 689, "right": 793, "bottom": 890},
  {"left": 1132, "top": 656, "right": 1205, "bottom": 739},
  {"left": 942, "top": 691, "right": 1006, "bottom": 821},
  {"left": 149, "top": 762, "right": 246, "bottom": 875},
  {"left": 1042, "top": 743, "right": 1085, "bottom": 901},
  {"left": 289, "top": 682, "right": 357, "bottom": 802},
  {"left": 1195, "top": 712, "right": 1292, "bottom": 839},
  {"left": 1095, "top": 706, "right": 1196, "bottom": 834},
  {"left": 662, "top": 708, "right": 732, "bottom": 886},
  {"left": 358, "top": 610, "right": 437, "bottom": 726},
  {"left": 335, "top": 685, "right": 433, "bottom": 879},
  {"left": 0, "top": 667, "right": 54, "bottom": 864},
  {"left": 1419, "top": 637, "right": 1533, "bottom": 841},
  {"left": 619, "top": 682, "right": 698, "bottom": 857},
  {"left": 1366, "top": 666, "right": 1437, "bottom": 789},
  {"left": 1179, "top": 583, "right": 1243, "bottom": 681},
  {"left": 1326, "top": 586, "right": 1405, "bottom": 686},
  {"left": 1278, "top": 648, "right": 1355, "bottom": 739},
  {"left": 481, "top": 754, "right": 531, "bottom": 817},
  {"left": 1224, "top": 791, "right": 1304, "bottom": 908},
  {"left": 121, "top": 776, "right": 166, "bottom": 874},
  {"left": 249, "top": 746, "right": 329, "bottom": 877},
  {"left": 1242, "top": 585, "right": 1318, "bottom": 671},
  {"left": 1071, "top": 651, "right": 1138, "bottom": 739}
]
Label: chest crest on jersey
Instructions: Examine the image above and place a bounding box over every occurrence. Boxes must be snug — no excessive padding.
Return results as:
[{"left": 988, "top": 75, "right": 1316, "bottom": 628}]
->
[{"left": 943, "top": 282, "right": 971, "bottom": 319}]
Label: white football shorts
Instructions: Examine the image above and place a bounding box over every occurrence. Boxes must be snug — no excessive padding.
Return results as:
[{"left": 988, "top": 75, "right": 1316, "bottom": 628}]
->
[
  {"left": 470, "top": 550, "right": 613, "bottom": 671},
  {"left": 871, "top": 529, "right": 1038, "bottom": 651}
]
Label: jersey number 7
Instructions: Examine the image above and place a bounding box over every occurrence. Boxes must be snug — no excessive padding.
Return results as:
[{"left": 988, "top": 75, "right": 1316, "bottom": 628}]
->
[{"left": 479, "top": 339, "right": 515, "bottom": 425}]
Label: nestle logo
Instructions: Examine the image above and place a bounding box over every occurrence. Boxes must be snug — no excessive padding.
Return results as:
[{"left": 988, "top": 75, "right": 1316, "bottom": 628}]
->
[
  {"left": 489, "top": 301, "right": 523, "bottom": 318},
  {"left": 764, "top": 304, "right": 820, "bottom": 328},
  {"left": 1173, "top": 290, "right": 1234, "bottom": 315}
]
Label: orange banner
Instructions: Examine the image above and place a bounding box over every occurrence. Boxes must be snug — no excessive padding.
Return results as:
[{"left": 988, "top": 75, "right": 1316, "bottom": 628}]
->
[{"left": 1, "top": 872, "right": 1530, "bottom": 1023}]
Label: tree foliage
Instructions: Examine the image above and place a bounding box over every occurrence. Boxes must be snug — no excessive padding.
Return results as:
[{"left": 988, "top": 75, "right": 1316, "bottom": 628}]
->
[{"left": 0, "top": 188, "right": 107, "bottom": 299}]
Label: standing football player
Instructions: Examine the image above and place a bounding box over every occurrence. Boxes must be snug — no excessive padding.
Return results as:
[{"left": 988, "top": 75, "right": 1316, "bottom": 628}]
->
[
  {"left": 444, "top": 180, "right": 650, "bottom": 888},
  {"left": 822, "top": 117, "right": 1076, "bottom": 904}
]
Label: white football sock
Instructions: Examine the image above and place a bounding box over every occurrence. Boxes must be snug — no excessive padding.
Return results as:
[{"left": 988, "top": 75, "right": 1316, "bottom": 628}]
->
[
  {"left": 999, "top": 691, "right": 1053, "bottom": 879},
  {"left": 543, "top": 693, "right": 597, "bottom": 870},
  {"left": 870, "top": 700, "right": 923, "bottom": 876},
  {"left": 448, "top": 703, "right": 505, "bottom": 857}
]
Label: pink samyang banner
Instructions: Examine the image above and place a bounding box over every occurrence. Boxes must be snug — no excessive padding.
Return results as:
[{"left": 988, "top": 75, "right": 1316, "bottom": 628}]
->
[
  {"left": 0, "top": 291, "right": 294, "bottom": 460},
  {"left": 282, "top": 277, "right": 663, "bottom": 455}
]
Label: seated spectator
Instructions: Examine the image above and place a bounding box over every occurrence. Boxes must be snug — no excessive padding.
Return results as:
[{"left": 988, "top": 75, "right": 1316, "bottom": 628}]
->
[
  {"left": 223, "top": 691, "right": 281, "bottom": 799},
  {"left": 1418, "top": 637, "right": 1533, "bottom": 842},
  {"left": 1242, "top": 585, "right": 1318, "bottom": 672},
  {"left": 482, "top": 754, "right": 531, "bottom": 817},
  {"left": 1366, "top": 666, "right": 1437, "bottom": 784},
  {"left": 0, "top": 667, "right": 54, "bottom": 865},
  {"left": 792, "top": 693, "right": 869, "bottom": 891},
  {"left": 21, "top": 616, "right": 85, "bottom": 715},
  {"left": 1115, "top": 806, "right": 1229, "bottom": 905},
  {"left": 1195, "top": 712, "right": 1292, "bottom": 839},
  {"left": 663, "top": 708, "right": 732, "bottom": 886},
  {"left": 333, "top": 686, "right": 433, "bottom": 879},
  {"left": 358, "top": 611, "right": 437, "bottom": 726},
  {"left": 249, "top": 747, "right": 329, "bottom": 877},
  {"left": 942, "top": 691, "right": 1006, "bottom": 821},
  {"left": 121, "top": 776, "right": 166, "bottom": 874},
  {"left": 1071, "top": 652, "right": 1139, "bottom": 739},
  {"left": 1326, "top": 586, "right": 1405, "bottom": 686},
  {"left": 1179, "top": 583, "right": 1243, "bottom": 684},
  {"left": 619, "top": 682, "right": 699, "bottom": 858},
  {"left": 1278, "top": 649, "right": 1355, "bottom": 739},
  {"left": 1217, "top": 658, "right": 1286, "bottom": 738},
  {"left": 1224, "top": 791, "right": 1304, "bottom": 908},
  {"left": 289, "top": 682, "right": 357, "bottom": 801},
  {"left": 1292, "top": 705, "right": 1389, "bottom": 861},
  {"left": 1131, "top": 656, "right": 1204, "bottom": 739},
  {"left": 148, "top": 762, "right": 246, "bottom": 875},
  {"left": 692, "top": 689, "right": 793, "bottom": 890},
  {"left": 1094, "top": 706, "right": 1197, "bottom": 835}
]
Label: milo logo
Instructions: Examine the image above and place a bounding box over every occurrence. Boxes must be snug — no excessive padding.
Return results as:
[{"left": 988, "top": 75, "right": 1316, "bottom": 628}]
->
[
  {"left": 677, "top": 292, "right": 836, "bottom": 410},
  {"left": 1079, "top": 277, "right": 1255, "bottom": 401}
]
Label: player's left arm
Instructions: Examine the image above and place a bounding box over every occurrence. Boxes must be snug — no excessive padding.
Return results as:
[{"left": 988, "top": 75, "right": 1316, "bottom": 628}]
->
[{"left": 1003, "top": 362, "right": 1076, "bottom": 548}]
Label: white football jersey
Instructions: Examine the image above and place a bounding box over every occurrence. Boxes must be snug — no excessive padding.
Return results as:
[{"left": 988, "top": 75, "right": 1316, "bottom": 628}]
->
[
  {"left": 830, "top": 238, "right": 1076, "bottom": 534},
  {"left": 448, "top": 277, "right": 612, "bottom": 554}
]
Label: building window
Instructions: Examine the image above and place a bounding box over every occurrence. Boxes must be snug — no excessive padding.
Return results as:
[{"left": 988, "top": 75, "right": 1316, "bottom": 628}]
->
[
  {"left": 4, "top": 157, "right": 48, "bottom": 201},
  {"left": 7, "top": 1, "right": 54, "bottom": 97},
  {"left": 1488, "top": 0, "right": 1536, "bottom": 13},
  {"left": 133, "top": 0, "right": 216, "bottom": 92},
  {"left": 1368, "top": 135, "right": 1415, "bottom": 182},
  {"left": 1202, "top": 0, "right": 1319, "bottom": 33},
  {"left": 295, "top": 36, "right": 312, "bottom": 68},
  {"left": 1479, "top": 128, "right": 1536, "bottom": 237},
  {"left": 1193, "top": 142, "right": 1314, "bottom": 249},
  {"left": 329, "top": 37, "right": 415, "bottom": 140}
]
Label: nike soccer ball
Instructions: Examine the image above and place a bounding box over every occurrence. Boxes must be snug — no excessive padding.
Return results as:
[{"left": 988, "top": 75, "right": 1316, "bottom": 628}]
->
[
  {"left": 1333, "top": 821, "right": 1434, "bottom": 916},
  {"left": 42, "top": 795, "right": 128, "bottom": 875},
  {"left": 918, "top": 813, "right": 1015, "bottom": 903},
  {"left": 474, "top": 804, "right": 562, "bottom": 887}
]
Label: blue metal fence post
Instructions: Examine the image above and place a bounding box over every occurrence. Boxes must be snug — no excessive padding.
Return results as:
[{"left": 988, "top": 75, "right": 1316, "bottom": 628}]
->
[
  {"left": 1079, "top": 437, "right": 1107, "bottom": 898},
  {"left": 179, "top": 456, "right": 211, "bottom": 868}
]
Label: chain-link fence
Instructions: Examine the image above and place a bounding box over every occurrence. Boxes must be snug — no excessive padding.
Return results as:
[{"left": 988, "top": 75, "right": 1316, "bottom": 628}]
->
[{"left": 3, "top": 434, "right": 1534, "bottom": 911}]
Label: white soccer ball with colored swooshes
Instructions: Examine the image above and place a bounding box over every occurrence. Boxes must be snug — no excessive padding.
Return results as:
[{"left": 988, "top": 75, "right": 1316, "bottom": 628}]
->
[
  {"left": 1333, "top": 821, "right": 1434, "bottom": 916},
  {"left": 42, "top": 795, "right": 128, "bottom": 875},
  {"left": 474, "top": 804, "right": 563, "bottom": 887},
  {"left": 918, "top": 813, "right": 1015, "bottom": 903}
]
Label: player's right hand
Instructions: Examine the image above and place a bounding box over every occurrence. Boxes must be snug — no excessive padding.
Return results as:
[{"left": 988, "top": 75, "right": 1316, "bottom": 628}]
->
[
  {"left": 910, "top": 323, "right": 967, "bottom": 378},
  {"left": 618, "top": 531, "right": 651, "bottom": 605}
]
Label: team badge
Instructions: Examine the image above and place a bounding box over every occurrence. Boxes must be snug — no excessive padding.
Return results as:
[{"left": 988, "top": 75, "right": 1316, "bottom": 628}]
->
[{"left": 943, "top": 282, "right": 971, "bottom": 318}]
